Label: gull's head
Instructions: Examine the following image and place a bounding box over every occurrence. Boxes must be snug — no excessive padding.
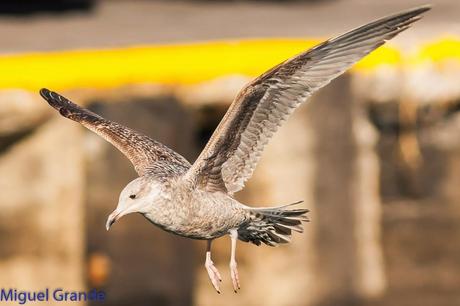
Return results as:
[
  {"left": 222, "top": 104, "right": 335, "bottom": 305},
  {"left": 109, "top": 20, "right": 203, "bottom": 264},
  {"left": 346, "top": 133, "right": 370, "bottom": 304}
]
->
[{"left": 106, "top": 177, "right": 160, "bottom": 231}]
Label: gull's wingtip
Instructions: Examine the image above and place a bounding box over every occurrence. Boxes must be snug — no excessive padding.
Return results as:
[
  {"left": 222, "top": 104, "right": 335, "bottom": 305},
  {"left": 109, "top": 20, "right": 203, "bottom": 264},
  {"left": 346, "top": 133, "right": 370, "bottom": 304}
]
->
[
  {"left": 384, "top": 4, "right": 431, "bottom": 22},
  {"left": 413, "top": 4, "right": 432, "bottom": 10},
  {"left": 39, "top": 88, "right": 60, "bottom": 105},
  {"left": 402, "top": 4, "right": 432, "bottom": 13},
  {"left": 39, "top": 88, "right": 64, "bottom": 110},
  {"left": 412, "top": 4, "right": 432, "bottom": 15},
  {"left": 402, "top": 4, "right": 432, "bottom": 17},
  {"left": 39, "top": 88, "right": 51, "bottom": 99},
  {"left": 418, "top": 4, "right": 433, "bottom": 11}
]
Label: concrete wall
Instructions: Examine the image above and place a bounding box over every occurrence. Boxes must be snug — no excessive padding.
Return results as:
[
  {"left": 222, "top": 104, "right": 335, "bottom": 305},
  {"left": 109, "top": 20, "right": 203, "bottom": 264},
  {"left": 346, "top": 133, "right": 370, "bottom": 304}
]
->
[{"left": 0, "top": 118, "right": 85, "bottom": 305}]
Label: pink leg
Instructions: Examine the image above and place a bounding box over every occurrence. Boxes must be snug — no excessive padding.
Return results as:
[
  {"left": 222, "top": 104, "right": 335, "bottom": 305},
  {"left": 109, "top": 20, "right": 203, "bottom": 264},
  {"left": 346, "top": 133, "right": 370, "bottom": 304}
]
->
[
  {"left": 205, "top": 240, "right": 222, "bottom": 293},
  {"left": 229, "top": 229, "right": 241, "bottom": 292}
]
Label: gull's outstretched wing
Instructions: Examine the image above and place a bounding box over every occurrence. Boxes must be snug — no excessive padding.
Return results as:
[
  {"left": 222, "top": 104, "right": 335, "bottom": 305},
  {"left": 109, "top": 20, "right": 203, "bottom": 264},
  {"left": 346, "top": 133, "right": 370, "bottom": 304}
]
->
[
  {"left": 40, "top": 89, "right": 191, "bottom": 177},
  {"left": 186, "top": 6, "right": 430, "bottom": 194}
]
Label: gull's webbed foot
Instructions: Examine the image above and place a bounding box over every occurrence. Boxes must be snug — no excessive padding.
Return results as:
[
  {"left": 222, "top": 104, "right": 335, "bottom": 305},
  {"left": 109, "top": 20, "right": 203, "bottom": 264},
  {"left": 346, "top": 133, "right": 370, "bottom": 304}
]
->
[
  {"left": 205, "top": 241, "right": 222, "bottom": 293},
  {"left": 205, "top": 257, "right": 222, "bottom": 293},
  {"left": 230, "top": 259, "right": 240, "bottom": 292}
]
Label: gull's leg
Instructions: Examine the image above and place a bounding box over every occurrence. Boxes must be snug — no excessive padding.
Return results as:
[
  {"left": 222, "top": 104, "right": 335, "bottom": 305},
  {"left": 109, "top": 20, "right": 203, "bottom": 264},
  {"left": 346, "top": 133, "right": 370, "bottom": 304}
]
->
[
  {"left": 205, "top": 240, "right": 222, "bottom": 293},
  {"left": 229, "top": 229, "right": 241, "bottom": 292}
]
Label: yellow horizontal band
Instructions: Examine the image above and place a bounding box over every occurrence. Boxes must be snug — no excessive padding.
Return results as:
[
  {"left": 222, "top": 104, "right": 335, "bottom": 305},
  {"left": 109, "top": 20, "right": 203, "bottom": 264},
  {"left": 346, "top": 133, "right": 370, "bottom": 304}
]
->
[{"left": 0, "top": 37, "right": 459, "bottom": 91}]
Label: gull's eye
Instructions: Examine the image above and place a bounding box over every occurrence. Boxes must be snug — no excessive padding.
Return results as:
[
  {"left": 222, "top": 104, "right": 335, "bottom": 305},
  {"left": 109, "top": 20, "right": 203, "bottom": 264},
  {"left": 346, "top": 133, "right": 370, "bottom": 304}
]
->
[{"left": 129, "top": 194, "right": 136, "bottom": 199}]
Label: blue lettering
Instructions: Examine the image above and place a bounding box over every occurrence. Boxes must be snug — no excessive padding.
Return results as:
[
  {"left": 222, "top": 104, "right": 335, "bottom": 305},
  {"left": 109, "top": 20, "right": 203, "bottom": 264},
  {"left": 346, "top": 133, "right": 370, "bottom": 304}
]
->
[
  {"left": 0, "top": 289, "right": 13, "bottom": 301},
  {"left": 68, "top": 292, "right": 76, "bottom": 301},
  {"left": 88, "top": 289, "right": 97, "bottom": 300},
  {"left": 17, "top": 292, "right": 27, "bottom": 305},
  {"left": 53, "top": 288, "right": 64, "bottom": 301},
  {"left": 36, "top": 291, "right": 46, "bottom": 301},
  {"left": 97, "top": 291, "right": 105, "bottom": 301}
]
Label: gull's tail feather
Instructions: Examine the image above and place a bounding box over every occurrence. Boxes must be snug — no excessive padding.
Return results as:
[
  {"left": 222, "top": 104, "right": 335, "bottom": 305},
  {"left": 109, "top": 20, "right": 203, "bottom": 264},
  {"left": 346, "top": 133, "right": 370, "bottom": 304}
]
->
[{"left": 238, "top": 201, "right": 309, "bottom": 246}]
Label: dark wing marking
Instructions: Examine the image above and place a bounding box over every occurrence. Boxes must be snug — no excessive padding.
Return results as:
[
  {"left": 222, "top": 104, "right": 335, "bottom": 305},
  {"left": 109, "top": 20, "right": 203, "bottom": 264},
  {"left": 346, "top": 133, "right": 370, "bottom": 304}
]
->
[
  {"left": 186, "top": 5, "right": 430, "bottom": 194},
  {"left": 40, "top": 89, "right": 190, "bottom": 177}
]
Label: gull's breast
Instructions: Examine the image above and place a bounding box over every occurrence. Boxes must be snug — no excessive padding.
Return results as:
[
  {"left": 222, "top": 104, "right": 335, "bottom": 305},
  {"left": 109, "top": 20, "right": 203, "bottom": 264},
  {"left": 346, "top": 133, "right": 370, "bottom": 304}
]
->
[{"left": 145, "top": 190, "right": 246, "bottom": 240}]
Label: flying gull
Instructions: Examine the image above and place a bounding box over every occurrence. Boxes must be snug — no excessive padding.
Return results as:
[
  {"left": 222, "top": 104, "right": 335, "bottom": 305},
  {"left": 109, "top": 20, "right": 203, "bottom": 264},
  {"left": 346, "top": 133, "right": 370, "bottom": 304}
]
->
[{"left": 40, "top": 5, "right": 430, "bottom": 293}]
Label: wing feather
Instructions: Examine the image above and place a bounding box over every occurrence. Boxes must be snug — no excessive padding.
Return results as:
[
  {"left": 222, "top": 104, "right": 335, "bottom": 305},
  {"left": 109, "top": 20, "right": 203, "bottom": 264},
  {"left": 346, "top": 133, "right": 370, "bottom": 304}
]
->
[
  {"left": 186, "top": 6, "right": 430, "bottom": 194},
  {"left": 40, "top": 89, "right": 190, "bottom": 177}
]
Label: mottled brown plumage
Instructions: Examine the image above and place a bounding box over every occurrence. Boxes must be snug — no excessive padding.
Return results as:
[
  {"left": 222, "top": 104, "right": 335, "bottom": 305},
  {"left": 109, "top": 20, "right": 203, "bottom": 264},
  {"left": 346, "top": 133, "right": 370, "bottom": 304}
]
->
[
  {"left": 39, "top": 5, "right": 430, "bottom": 293},
  {"left": 40, "top": 89, "right": 190, "bottom": 177}
]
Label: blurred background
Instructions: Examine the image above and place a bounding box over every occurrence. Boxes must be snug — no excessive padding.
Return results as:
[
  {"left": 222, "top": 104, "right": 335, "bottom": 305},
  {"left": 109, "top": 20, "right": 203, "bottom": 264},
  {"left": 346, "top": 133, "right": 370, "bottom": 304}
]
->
[{"left": 0, "top": 0, "right": 459, "bottom": 305}]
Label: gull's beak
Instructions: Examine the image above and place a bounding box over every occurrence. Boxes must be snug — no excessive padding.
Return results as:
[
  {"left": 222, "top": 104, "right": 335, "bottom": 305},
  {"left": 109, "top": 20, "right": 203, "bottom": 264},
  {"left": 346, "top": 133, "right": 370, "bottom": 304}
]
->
[{"left": 106, "top": 209, "right": 121, "bottom": 231}]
